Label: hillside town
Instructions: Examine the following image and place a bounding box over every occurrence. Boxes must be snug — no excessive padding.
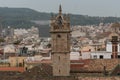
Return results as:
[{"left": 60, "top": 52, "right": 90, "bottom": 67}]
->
[{"left": 0, "top": 5, "right": 120, "bottom": 80}]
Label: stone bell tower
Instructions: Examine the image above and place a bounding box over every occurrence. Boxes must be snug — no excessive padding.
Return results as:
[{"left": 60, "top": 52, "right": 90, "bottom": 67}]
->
[{"left": 50, "top": 5, "right": 71, "bottom": 76}]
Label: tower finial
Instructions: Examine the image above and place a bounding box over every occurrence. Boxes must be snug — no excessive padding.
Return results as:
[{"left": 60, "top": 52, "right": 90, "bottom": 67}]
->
[{"left": 59, "top": 5, "right": 62, "bottom": 15}]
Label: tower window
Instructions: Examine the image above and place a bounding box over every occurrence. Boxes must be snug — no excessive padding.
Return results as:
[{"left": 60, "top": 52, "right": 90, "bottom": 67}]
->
[
  {"left": 59, "top": 69, "right": 60, "bottom": 73},
  {"left": 59, "top": 56, "right": 60, "bottom": 61},
  {"left": 57, "top": 16, "right": 62, "bottom": 26},
  {"left": 57, "top": 34, "right": 61, "bottom": 38}
]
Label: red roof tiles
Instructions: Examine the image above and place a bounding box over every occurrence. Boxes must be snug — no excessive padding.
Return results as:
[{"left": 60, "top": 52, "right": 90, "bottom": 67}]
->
[{"left": 0, "top": 67, "right": 25, "bottom": 72}]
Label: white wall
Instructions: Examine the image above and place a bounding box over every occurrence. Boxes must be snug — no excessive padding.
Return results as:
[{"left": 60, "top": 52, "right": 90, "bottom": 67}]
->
[
  {"left": 81, "top": 52, "right": 91, "bottom": 59},
  {"left": 91, "top": 51, "right": 112, "bottom": 59},
  {"left": 106, "top": 42, "right": 120, "bottom": 52},
  {"left": 70, "top": 52, "right": 80, "bottom": 60},
  {"left": 106, "top": 42, "right": 112, "bottom": 52}
]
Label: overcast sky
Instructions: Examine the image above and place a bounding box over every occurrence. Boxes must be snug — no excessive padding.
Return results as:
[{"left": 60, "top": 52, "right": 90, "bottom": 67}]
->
[{"left": 0, "top": 0, "right": 120, "bottom": 17}]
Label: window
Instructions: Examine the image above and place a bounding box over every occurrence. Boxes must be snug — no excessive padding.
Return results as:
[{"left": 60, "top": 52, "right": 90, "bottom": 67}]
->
[
  {"left": 59, "top": 69, "right": 60, "bottom": 74},
  {"left": 100, "top": 55, "right": 103, "bottom": 59},
  {"left": 59, "top": 56, "right": 60, "bottom": 61},
  {"left": 57, "top": 34, "right": 61, "bottom": 38},
  {"left": 19, "top": 63, "right": 23, "bottom": 67},
  {"left": 112, "top": 36, "right": 118, "bottom": 41},
  {"left": 118, "top": 55, "right": 120, "bottom": 58},
  {"left": 93, "top": 55, "right": 97, "bottom": 59},
  {"left": 117, "top": 73, "right": 120, "bottom": 76},
  {"left": 26, "top": 67, "right": 28, "bottom": 70},
  {"left": 111, "top": 55, "right": 113, "bottom": 58},
  {"left": 57, "top": 16, "right": 63, "bottom": 26},
  {"left": 115, "top": 46, "right": 118, "bottom": 52},
  {"left": 97, "top": 48, "right": 100, "bottom": 51}
]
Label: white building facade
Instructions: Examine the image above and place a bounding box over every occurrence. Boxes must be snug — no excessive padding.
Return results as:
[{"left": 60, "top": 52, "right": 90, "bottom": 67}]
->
[{"left": 91, "top": 42, "right": 120, "bottom": 59}]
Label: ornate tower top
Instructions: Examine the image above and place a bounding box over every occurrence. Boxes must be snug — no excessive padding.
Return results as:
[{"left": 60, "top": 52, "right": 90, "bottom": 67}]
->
[
  {"left": 50, "top": 5, "right": 70, "bottom": 33},
  {"left": 59, "top": 5, "right": 62, "bottom": 15}
]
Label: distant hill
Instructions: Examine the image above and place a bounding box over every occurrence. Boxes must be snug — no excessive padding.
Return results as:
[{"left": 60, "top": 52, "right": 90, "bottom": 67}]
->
[
  {"left": 0, "top": 7, "right": 120, "bottom": 37},
  {"left": 0, "top": 7, "right": 51, "bottom": 28}
]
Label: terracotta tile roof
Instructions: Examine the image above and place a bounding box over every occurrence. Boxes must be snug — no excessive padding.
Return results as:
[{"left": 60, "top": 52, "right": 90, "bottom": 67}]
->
[
  {"left": 0, "top": 67, "right": 25, "bottom": 72},
  {"left": 0, "top": 59, "right": 120, "bottom": 80},
  {"left": 21, "top": 64, "right": 53, "bottom": 77},
  {"left": 70, "top": 59, "right": 90, "bottom": 72},
  {"left": 18, "top": 63, "right": 78, "bottom": 80},
  {"left": 110, "top": 64, "right": 120, "bottom": 76},
  {"left": 71, "top": 59, "right": 120, "bottom": 73},
  {"left": 0, "top": 71, "right": 20, "bottom": 80},
  {"left": 87, "top": 59, "right": 119, "bottom": 72},
  {"left": 26, "top": 59, "right": 120, "bottom": 74},
  {"left": 71, "top": 59, "right": 90, "bottom": 64}
]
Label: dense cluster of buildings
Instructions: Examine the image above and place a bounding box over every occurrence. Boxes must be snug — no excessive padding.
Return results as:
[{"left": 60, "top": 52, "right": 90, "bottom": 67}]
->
[{"left": 0, "top": 5, "right": 120, "bottom": 80}]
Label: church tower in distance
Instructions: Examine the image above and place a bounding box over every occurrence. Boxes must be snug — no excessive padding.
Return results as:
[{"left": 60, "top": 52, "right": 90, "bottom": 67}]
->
[{"left": 50, "top": 5, "right": 71, "bottom": 76}]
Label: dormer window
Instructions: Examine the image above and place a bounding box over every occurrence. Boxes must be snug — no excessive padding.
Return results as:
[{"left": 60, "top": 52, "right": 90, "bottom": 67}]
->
[{"left": 57, "top": 16, "right": 63, "bottom": 26}]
